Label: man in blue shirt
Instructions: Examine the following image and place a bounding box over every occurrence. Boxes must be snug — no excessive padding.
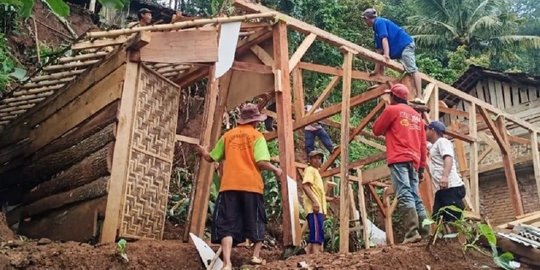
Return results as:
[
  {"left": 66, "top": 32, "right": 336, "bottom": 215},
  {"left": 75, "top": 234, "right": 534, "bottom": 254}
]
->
[{"left": 362, "top": 8, "right": 423, "bottom": 102}]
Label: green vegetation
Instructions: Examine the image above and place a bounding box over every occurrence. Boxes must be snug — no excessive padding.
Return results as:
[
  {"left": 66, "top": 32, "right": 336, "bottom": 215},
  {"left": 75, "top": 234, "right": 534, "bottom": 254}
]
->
[{"left": 425, "top": 206, "right": 515, "bottom": 269}]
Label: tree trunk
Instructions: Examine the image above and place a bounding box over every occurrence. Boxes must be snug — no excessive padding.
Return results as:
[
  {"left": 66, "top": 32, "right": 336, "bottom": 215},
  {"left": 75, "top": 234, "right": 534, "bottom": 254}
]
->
[
  {"left": 26, "top": 123, "right": 116, "bottom": 180},
  {"left": 24, "top": 142, "right": 113, "bottom": 204},
  {"left": 8, "top": 177, "right": 108, "bottom": 225}
]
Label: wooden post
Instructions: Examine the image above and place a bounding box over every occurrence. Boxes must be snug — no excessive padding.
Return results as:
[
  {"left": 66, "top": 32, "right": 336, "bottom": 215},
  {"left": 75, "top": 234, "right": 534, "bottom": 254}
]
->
[
  {"left": 339, "top": 48, "right": 353, "bottom": 253},
  {"left": 495, "top": 116, "right": 524, "bottom": 216},
  {"left": 292, "top": 68, "right": 305, "bottom": 119},
  {"left": 357, "top": 169, "right": 370, "bottom": 249},
  {"left": 419, "top": 172, "right": 434, "bottom": 215},
  {"left": 468, "top": 103, "right": 480, "bottom": 214},
  {"left": 531, "top": 132, "right": 540, "bottom": 205},
  {"left": 100, "top": 55, "right": 139, "bottom": 243},
  {"left": 273, "top": 21, "right": 300, "bottom": 247},
  {"left": 186, "top": 65, "right": 220, "bottom": 238},
  {"left": 428, "top": 86, "right": 439, "bottom": 121},
  {"left": 451, "top": 120, "right": 474, "bottom": 210}
]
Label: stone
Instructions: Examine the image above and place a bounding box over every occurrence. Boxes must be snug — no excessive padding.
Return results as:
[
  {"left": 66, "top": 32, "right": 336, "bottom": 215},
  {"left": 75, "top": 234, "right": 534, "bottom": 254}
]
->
[{"left": 37, "top": 238, "right": 52, "bottom": 245}]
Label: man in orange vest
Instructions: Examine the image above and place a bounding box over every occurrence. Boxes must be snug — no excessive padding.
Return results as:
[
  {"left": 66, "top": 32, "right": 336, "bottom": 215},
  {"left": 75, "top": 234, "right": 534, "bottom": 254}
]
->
[{"left": 196, "top": 103, "right": 282, "bottom": 270}]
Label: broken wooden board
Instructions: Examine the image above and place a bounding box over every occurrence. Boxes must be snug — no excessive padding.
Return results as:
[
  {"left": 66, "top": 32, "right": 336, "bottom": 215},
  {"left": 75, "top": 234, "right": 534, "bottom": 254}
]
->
[{"left": 140, "top": 30, "right": 218, "bottom": 63}]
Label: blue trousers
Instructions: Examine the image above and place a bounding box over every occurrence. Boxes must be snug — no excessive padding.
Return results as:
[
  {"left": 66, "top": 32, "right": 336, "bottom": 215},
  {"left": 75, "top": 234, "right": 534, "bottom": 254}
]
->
[
  {"left": 389, "top": 162, "right": 427, "bottom": 218},
  {"left": 305, "top": 128, "right": 334, "bottom": 154}
]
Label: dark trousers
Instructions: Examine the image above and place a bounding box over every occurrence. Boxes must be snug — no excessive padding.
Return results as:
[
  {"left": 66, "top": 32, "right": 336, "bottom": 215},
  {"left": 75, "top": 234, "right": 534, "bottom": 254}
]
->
[
  {"left": 432, "top": 185, "right": 466, "bottom": 222},
  {"left": 305, "top": 128, "right": 334, "bottom": 154}
]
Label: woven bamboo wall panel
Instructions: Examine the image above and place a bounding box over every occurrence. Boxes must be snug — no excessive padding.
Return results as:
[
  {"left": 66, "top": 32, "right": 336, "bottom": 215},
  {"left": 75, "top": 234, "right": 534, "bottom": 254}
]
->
[{"left": 120, "top": 66, "right": 180, "bottom": 240}]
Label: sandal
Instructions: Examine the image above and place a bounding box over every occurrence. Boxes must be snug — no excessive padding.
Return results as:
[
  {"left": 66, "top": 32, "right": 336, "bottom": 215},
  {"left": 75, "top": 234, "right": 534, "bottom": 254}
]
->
[{"left": 251, "top": 256, "right": 266, "bottom": 265}]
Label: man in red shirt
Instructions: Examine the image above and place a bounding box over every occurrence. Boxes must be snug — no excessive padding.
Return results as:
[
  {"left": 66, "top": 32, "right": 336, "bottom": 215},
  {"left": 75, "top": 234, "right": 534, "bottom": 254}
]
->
[{"left": 373, "top": 84, "right": 427, "bottom": 244}]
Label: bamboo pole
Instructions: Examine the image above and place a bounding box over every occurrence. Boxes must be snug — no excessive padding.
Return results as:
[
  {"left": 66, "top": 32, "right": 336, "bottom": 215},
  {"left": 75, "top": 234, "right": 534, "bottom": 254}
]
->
[
  {"left": 85, "top": 13, "right": 277, "bottom": 39},
  {"left": 531, "top": 132, "right": 540, "bottom": 205},
  {"left": 57, "top": 52, "right": 108, "bottom": 63},
  {"left": 356, "top": 168, "right": 370, "bottom": 249},
  {"left": 13, "top": 85, "right": 64, "bottom": 96},
  {"left": 0, "top": 104, "right": 34, "bottom": 113},
  {"left": 42, "top": 60, "right": 100, "bottom": 72},
  {"left": 22, "top": 77, "right": 75, "bottom": 89},
  {"left": 1, "top": 91, "right": 54, "bottom": 103},
  {"left": 33, "top": 70, "right": 86, "bottom": 81},
  {"left": 0, "top": 97, "right": 45, "bottom": 108}
]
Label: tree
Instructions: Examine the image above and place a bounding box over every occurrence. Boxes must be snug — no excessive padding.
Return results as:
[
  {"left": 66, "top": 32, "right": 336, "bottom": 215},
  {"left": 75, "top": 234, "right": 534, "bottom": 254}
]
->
[{"left": 407, "top": 0, "right": 540, "bottom": 66}]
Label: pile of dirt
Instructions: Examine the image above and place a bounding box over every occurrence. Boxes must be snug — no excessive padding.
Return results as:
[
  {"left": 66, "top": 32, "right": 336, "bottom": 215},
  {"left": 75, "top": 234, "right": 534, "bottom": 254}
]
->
[
  {"left": 0, "top": 213, "right": 15, "bottom": 242},
  {"left": 260, "top": 241, "right": 500, "bottom": 270}
]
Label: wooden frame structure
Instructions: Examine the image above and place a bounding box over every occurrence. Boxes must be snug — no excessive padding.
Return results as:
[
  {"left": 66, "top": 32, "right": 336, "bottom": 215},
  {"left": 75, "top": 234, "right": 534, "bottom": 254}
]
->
[{"left": 1, "top": 0, "right": 539, "bottom": 250}]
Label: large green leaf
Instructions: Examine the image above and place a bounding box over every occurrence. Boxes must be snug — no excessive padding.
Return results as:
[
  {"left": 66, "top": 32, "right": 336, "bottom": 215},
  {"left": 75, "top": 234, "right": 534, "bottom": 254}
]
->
[
  {"left": 19, "top": 0, "right": 34, "bottom": 18},
  {"left": 477, "top": 223, "right": 496, "bottom": 247},
  {"left": 43, "top": 0, "right": 70, "bottom": 17}
]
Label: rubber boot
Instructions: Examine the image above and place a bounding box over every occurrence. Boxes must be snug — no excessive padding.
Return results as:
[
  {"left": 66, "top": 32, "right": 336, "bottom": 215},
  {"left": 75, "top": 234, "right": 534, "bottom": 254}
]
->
[
  {"left": 402, "top": 207, "right": 422, "bottom": 244},
  {"left": 418, "top": 215, "right": 431, "bottom": 238}
]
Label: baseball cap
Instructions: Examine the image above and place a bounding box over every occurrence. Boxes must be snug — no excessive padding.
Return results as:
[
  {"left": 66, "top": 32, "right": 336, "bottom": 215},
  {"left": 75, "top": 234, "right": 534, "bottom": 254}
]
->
[
  {"left": 308, "top": 150, "right": 324, "bottom": 158},
  {"left": 384, "top": 84, "right": 409, "bottom": 100},
  {"left": 138, "top": 8, "right": 151, "bottom": 15},
  {"left": 428, "top": 121, "right": 446, "bottom": 134},
  {"left": 362, "top": 8, "right": 377, "bottom": 19}
]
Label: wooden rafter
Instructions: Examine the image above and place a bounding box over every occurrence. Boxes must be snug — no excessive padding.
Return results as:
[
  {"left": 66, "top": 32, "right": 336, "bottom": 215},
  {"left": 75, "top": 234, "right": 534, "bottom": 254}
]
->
[
  {"left": 289, "top": 33, "right": 317, "bottom": 72},
  {"left": 478, "top": 107, "right": 509, "bottom": 154},
  {"left": 306, "top": 76, "right": 340, "bottom": 116}
]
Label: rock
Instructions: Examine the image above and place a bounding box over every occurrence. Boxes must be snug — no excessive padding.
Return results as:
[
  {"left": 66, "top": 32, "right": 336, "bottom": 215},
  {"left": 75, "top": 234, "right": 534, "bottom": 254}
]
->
[
  {"left": 5, "top": 240, "right": 24, "bottom": 248},
  {"left": 80, "top": 243, "right": 93, "bottom": 248},
  {"left": 382, "top": 247, "right": 390, "bottom": 253},
  {"left": 37, "top": 238, "right": 52, "bottom": 245},
  {"left": 10, "top": 253, "right": 29, "bottom": 268}
]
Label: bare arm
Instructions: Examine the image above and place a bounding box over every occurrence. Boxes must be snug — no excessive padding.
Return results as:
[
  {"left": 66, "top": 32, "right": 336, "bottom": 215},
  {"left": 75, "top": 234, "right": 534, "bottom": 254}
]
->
[
  {"left": 440, "top": 155, "right": 453, "bottom": 188},
  {"left": 195, "top": 145, "right": 214, "bottom": 163},
  {"left": 381, "top": 38, "right": 390, "bottom": 60},
  {"left": 257, "top": 160, "right": 283, "bottom": 178},
  {"left": 302, "top": 183, "right": 320, "bottom": 212}
]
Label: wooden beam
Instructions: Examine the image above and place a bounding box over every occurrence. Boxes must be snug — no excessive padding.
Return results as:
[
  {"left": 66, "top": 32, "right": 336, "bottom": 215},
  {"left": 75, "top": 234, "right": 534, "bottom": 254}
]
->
[
  {"left": 339, "top": 49, "right": 353, "bottom": 253},
  {"left": 273, "top": 21, "right": 300, "bottom": 246},
  {"left": 100, "top": 57, "right": 139, "bottom": 243},
  {"left": 531, "top": 132, "right": 540, "bottom": 207},
  {"left": 321, "top": 102, "right": 385, "bottom": 171},
  {"left": 478, "top": 107, "right": 509, "bottom": 155},
  {"left": 321, "top": 153, "right": 386, "bottom": 178},
  {"left": 495, "top": 116, "right": 524, "bottom": 216},
  {"left": 422, "top": 83, "right": 435, "bottom": 104},
  {"left": 358, "top": 136, "right": 386, "bottom": 151},
  {"left": 250, "top": 45, "right": 275, "bottom": 67},
  {"left": 306, "top": 76, "right": 340, "bottom": 116},
  {"left": 72, "top": 36, "right": 129, "bottom": 50},
  {"left": 444, "top": 129, "right": 476, "bottom": 143},
  {"left": 175, "top": 135, "right": 200, "bottom": 145},
  {"left": 469, "top": 103, "right": 480, "bottom": 214},
  {"left": 264, "top": 86, "right": 386, "bottom": 140},
  {"left": 231, "top": 61, "right": 273, "bottom": 74},
  {"left": 297, "top": 62, "right": 393, "bottom": 83},
  {"left": 187, "top": 65, "right": 220, "bottom": 238},
  {"left": 292, "top": 68, "right": 305, "bottom": 119},
  {"left": 356, "top": 168, "right": 370, "bottom": 249},
  {"left": 289, "top": 33, "right": 317, "bottom": 71},
  {"left": 428, "top": 85, "right": 439, "bottom": 121},
  {"left": 368, "top": 184, "right": 386, "bottom": 218}
]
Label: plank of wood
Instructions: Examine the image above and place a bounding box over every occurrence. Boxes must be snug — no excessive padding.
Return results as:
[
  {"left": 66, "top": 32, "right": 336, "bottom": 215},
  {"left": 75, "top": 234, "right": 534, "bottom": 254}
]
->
[
  {"left": 356, "top": 169, "right": 370, "bottom": 249},
  {"left": 26, "top": 123, "right": 116, "bottom": 182},
  {"left": 175, "top": 134, "right": 200, "bottom": 145},
  {"left": 289, "top": 33, "right": 317, "bottom": 71},
  {"left": 231, "top": 61, "right": 273, "bottom": 74},
  {"left": 100, "top": 59, "right": 140, "bottom": 243},
  {"left": 321, "top": 101, "right": 385, "bottom": 171},
  {"left": 28, "top": 66, "right": 124, "bottom": 153},
  {"left": 265, "top": 86, "right": 386, "bottom": 141},
  {"left": 321, "top": 153, "right": 386, "bottom": 178},
  {"left": 358, "top": 137, "right": 386, "bottom": 151},
  {"left": 338, "top": 49, "right": 353, "bottom": 253},
  {"left": 428, "top": 86, "right": 439, "bottom": 120},
  {"left": 187, "top": 66, "right": 221, "bottom": 239},
  {"left": 0, "top": 51, "right": 126, "bottom": 149},
  {"left": 24, "top": 142, "right": 113, "bottom": 204},
  {"left": 519, "top": 86, "right": 530, "bottom": 104},
  {"left": 494, "top": 81, "right": 506, "bottom": 109},
  {"left": 422, "top": 83, "right": 435, "bottom": 104},
  {"left": 495, "top": 116, "right": 524, "bottom": 216},
  {"left": 292, "top": 68, "right": 305, "bottom": 119},
  {"left": 250, "top": 45, "right": 274, "bottom": 67},
  {"left": 8, "top": 177, "right": 108, "bottom": 224},
  {"left": 72, "top": 36, "right": 130, "bottom": 50},
  {"left": 469, "top": 103, "right": 480, "bottom": 214},
  {"left": 502, "top": 82, "right": 513, "bottom": 109},
  {"left": 306, "top": 76, "right": 340, "bottom": 116},
  {"left": 478, "top": 107, "right": 509, "bottom": 155},
  {"left": 297, "top": 62, "right": 393, "bottom": 83},
  {"left": 273, "top": 21, "right": 300, "bottom": 246},
  {"left": 17, "top": 196, "right": 106, "bottom": 242},
  {"left": 532, "top": 132, "right": 540, "bottom": 206},
  {"left": 140, "top": 30, "right": 218, "bottom": 63}
]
